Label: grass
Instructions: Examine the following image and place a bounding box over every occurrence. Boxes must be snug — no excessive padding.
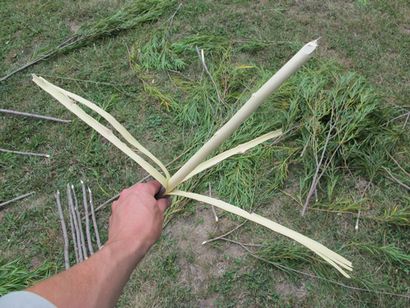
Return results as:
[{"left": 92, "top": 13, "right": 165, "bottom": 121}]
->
[
  {"left": 1, "top": 0, "right": 409, "bottom": 306},
  {"left": 0, "top": 259, "right": 55, "bottom": 296}
]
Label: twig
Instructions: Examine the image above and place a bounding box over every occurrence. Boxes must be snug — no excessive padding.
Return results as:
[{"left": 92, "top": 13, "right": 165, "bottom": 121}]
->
[
  {"left": 0, "top": 36, "right": 77, "bottom": 82},
  {"left": 218, "top": 237, "right": 263, "bottom": 248},
  {"left": 0, "top": 108, "right": 71, "bottom": 123},
  {"left": 0, "top": 148, "right": 50, "bottom": 158},
  {"left": 0, "top": 191, "right": 35, "bottom": 209},
  {"left": 67, "top": 191, "right": 79, "bottom": 263},
  {"left": 55, "top": 191, "right": 70, "bottom": 269},
  {"left": 81, "top": 181, "right": 94, "bottom": 255},
  {"left": 219, "top": 237, "right": 410, "bottom": 299},
  {"left": 383, "top": 111, "right": 410, "bottom": 127},
  {"left": 355, "top": 181, "right": 372, "bottom": 232},
  {"left": 166, "top": 3, "right": 182, "bottom": 28},
  {"left": 202, "top": 221, "right": 247, "bottom": 245},
  {"left": 88, "top": 187, "right": 102, "bottom": 249},
  {"left": 71, "top": 185, "right": 88, "bottom": 259},
  {"left": 388, "top": 153, "right": 410, "bottom": 177},
  {"left": 209, "top": 183, "right": 218, "bottom": 222},
  {"left": 67, "top": 184, "right": 83, "bottom": 262},
  {"left": 195, "top": 46, "right": 225, "bottom": 106},
  {"left": 384, "top": 167, "right": 410, "bottom": 191},
  {"left": 403, "top": 113, "right": 410, "bottom": 128},
  {"left": 301, "top": 121, "right": 337, "bottom": 215}
]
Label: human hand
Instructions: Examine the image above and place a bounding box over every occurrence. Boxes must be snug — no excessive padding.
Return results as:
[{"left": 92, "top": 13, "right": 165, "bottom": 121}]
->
[{"left": 106, "top": 181, "right": 170, "bottom": 255}]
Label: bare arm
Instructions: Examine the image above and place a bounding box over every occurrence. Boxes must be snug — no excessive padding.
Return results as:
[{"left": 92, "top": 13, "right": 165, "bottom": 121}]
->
[{"left": 28, "top": 181, "right": 170, "bottom": 308}]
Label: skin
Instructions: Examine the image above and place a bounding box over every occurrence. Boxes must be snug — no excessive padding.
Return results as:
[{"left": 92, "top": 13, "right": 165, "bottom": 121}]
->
[{"left": 28, "top": 181, "right": 170, "bottom": 308}]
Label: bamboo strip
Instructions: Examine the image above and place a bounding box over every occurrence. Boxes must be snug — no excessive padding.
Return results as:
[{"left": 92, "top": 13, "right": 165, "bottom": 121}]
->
[
  {"left": 32, "top": 75, "right": 167, "bottom": 188},
  {"left": 170, "top": 190, "right": 352, "bottom": 277},
  {"left": 42, "top": 80, "right": 169, "bottom": 178},
  {"left": 180, "top": 129, "right": 282, "bottom": 184}
]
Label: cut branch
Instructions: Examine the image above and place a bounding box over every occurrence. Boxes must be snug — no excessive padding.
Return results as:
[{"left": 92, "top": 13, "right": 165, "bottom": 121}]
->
[
  {"left": 0, "top": 191, "right": 35, "bottom": 210},
  {"left": 81, "top": 181, "right": 94, "bottom": 255},
  {"left": 67, "top": 184, "right": 83, "bottom": 262},
  {"left": 88, "top": 187, "right": 102, "bottom": 249},
  {"left": 55, "top": 191, "right": 70, "bottom": 269},
  {"left": 67, "top": 190, "right": 79, "bottom": 263},
  {"left": 71, "top": 185, "right": 88, "bottom": 259},
  {"left": 0, "top": 148, "right": 50, "bottom": 158},
  {"left": 0, "top": 108, "right": 71, "bottom": 123}
]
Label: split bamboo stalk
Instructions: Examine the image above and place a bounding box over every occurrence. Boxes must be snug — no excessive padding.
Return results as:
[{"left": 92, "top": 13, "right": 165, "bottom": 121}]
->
[
  {"left": 67, "top": 185, "right": 84, "bottom": 261},
  {"left": 0, "top": 108, "right": 71, "bottom": 123},
  {"left": 81, "top": 181, "right": 94, "bottom": 255},
  {"left": 71, "top": 185, "right": 88, "bottom": 259},
  {"left": 55, "top": 191, "right": 70, "bottom": 269},
  {"left": 88, "top": 187, "right": 102, "bottom": 249},
  {"left": 32, "top": 39, "right": 354, "bottom": 277},
  {"left": 167, "top": 39, "right": 319, "bottom": 191}
]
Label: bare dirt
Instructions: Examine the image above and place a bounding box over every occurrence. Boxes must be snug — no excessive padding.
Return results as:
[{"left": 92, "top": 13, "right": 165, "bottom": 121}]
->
[{"left": 165, "top": 205, "right": 245, "bottom": 293}]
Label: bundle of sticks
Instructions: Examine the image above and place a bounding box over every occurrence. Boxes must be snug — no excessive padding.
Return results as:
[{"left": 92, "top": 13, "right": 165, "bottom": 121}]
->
[{"left": 54, "top": 180, "right": 102, "bottom": 269}]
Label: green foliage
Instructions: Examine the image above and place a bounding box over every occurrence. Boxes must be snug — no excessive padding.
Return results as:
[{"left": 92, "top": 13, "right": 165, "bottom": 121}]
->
[
  {"left": 352, "top": 243, "right": 410, "bottom": 266},
  {"left": 0, "top": 260, "right": 54, "bottom": 296}
]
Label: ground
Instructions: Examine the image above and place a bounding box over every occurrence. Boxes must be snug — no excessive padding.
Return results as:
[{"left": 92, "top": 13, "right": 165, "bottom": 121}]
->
[{"left": 1, "top": 0, "right": 409, "bottom": 307}]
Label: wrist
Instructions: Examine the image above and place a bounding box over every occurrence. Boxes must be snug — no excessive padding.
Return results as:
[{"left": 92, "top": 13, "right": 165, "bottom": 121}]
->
[{"left": 104, "top": 238, "right": 150, "bottom": 266}]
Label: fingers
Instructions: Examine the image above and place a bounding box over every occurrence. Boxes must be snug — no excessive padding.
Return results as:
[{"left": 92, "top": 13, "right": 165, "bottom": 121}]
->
[
  {"left": 128, "top": 180, "right": 162, "bottom": 196},
  {"left": 157, "top": 197, "right": 171, "bottom": 213}
]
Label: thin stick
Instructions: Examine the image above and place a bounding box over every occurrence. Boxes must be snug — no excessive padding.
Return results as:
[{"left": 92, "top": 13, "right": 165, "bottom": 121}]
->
[
  {"left": 66, "top": 191, "right": 79, "bottom": 263},
  {"left": 403, "top": 113, "right": 410, "bottom": 128},
  {"left": 81, "top": 181, "right": 94, "bottom": 255},
  {"left": 67, "top": 184, "right": 83, "bottom": 262},
  {"left": 202, "top": 221, "right": 247, "bottom": 245},
  {"left": 0, "top": 191, "right": 35, "bottom": 209},
  {"left": 168, "top": 39, "right": 319, "bottom": 191},
  {"left": 0, "top": 36, "right": 77, "bottom": 82},
  {"left": 0, "top": 148, "right": 50, "bottom": 158},
  {"left": 354, "top": 181, "right": 371, "bottom": 232},
  {"left": 208, "top": 183, "right": 218, "bottom": 222},
  {"left": 196, "top": 47, "right": 224, "bottom": 106},
  {"left": 219, "top": 237, "right": 410, "bottom": 299},
  {"left": 55, "top": 191, "right": 70, "bottom": 269},
  {"left": 301, "top": 120, "right": 337, "bottom": 216},
  {"left": 388, "top": 153, "right": 410, "bottom": 177},
  {"left": 384, "top": 167, "right": 410, "bottom": 191},
  {"left": 0, "top": 108, "right": 71, "bottom": 123},
  {"left": 71, "top": 185, "right": 88, "bottom": 259},
  {"left": 88, "top": 187, "right": 102, "bottom": 249}
]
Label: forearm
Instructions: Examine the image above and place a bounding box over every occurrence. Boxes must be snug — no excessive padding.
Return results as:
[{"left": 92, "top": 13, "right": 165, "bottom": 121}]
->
[{"left": 28, "top": 239, "right": 148, "bottom": 308}]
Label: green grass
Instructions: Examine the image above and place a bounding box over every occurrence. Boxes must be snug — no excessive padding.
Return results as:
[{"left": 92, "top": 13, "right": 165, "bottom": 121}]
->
[
  {"left": 0, "top": 259, "right": 55, "bottom": 296},
  {"left": 1, "top": 0, "right": 409, "bottom": 306}
]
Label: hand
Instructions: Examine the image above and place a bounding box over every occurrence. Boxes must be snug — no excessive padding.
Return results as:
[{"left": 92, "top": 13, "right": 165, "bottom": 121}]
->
[{"left": 106, "top": 181, "right": 170, "bottom": 254}]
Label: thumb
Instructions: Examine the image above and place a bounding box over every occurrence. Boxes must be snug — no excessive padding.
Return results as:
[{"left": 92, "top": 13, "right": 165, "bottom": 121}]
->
[{"left": 157, "top": 197, "right": 171, "bottom": 213}]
